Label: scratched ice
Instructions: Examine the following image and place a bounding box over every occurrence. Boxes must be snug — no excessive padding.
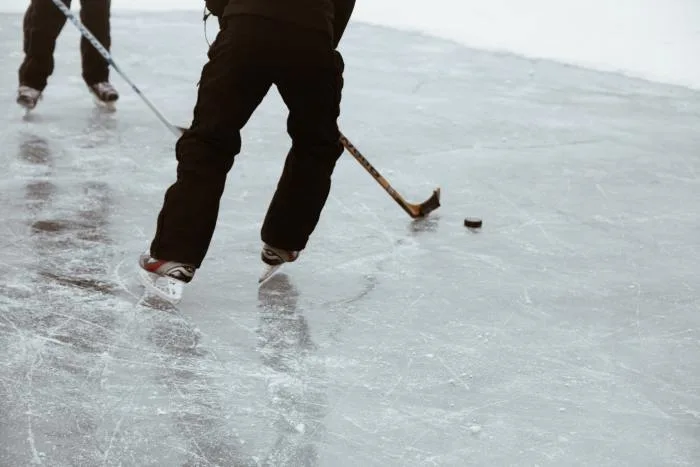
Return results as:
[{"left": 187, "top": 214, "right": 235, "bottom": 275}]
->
[{"left": 1, "top": 11, "right": 699, "bottom": 467}]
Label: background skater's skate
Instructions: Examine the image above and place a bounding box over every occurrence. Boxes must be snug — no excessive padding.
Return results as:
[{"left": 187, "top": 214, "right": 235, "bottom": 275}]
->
[
  {"left": 17, "top": 85, "right": 42, "bottom": 112},
  {"left": 88, "top": 82, "right": 119, "bottom": 110},
  {"left": 17, "top": 0, "right": 118, "bottom": 115}
]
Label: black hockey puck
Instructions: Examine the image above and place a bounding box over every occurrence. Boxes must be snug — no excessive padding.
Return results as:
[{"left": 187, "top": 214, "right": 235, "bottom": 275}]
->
[{"left": 464, "top": 217, "right": 483, "bottom": 228}]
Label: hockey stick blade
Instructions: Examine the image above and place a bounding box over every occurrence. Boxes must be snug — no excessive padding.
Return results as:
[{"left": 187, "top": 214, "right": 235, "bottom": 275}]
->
[{"left": 408, "top": 187, "right": 441, "bottom": 218}]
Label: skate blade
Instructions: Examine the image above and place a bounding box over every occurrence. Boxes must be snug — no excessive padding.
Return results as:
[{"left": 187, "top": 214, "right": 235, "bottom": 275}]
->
[
  {"left": 18, "top": 99, "right": 36, "bottom": 114},
  {"left": 258, "top": 264, "right": 283, "bottom": 285},
  {"left": 93, "top": 96, "right": 117, "bottom": 112},
  {"left": 137, "top": 268, "right": 184, "bottom": 304}
]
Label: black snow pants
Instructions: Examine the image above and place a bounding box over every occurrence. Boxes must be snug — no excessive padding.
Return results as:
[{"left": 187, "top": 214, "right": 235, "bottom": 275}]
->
[
  {"left": 150, "top": 16, "right": 345, "bottom": 268},
  {"left": 19, "top": 0, "right": 112, "bottom": 90}
]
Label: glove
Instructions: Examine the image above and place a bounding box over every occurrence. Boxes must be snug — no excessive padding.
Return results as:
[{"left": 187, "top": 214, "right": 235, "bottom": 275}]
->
[{"left": 205, "top": 0, "right": 227, "bottom": 17}]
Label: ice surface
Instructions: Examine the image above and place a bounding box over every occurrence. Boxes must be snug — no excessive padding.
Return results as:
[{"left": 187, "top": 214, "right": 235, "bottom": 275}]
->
[{"left": 1, "top": 10, "right": 699, "bottom": 467}]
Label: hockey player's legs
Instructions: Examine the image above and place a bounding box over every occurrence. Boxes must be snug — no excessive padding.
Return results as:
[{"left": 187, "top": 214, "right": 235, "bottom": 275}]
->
[
  {"left": 261, "top": 36, "right": 344, "bottom": 251},
  {"left": 79, "top": 0, "right": 111, "bottom": 86},
  {"left": 149, "top": 18, "right": 274, "bottom": 268},
  {"left": 18, "top": 0, "right": 71, "bottom": 90}
]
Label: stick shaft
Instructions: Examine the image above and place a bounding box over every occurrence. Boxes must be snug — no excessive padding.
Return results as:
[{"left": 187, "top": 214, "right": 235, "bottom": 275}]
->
[
  {"left": 49, "top": 0, "right": 181, "bottom": 137},
  {"left": 339, "top": 133, "right": 417, "bottom": 216}
]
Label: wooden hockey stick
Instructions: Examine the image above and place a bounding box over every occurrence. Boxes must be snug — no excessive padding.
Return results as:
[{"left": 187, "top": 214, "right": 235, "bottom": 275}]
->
[{"left": 340, "top": 133, "right": 441, "bottom": 218}]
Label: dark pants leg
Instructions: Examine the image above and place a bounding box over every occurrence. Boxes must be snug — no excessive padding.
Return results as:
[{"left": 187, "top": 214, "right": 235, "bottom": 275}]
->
[
  {"left": 79, "top": 0, "right": 111, "bottom": 85},
  {"left": 261, "top": 44, "right": 345, "bottom": 251},
  {"left": 150, "top": 17, "right": 344, "bottom": 268},
  {"left": 18, "top": 0, "right": 71, "bottom": 90},
  {"left": 150, "top": 17, "right": 274, "bottom": 267}
]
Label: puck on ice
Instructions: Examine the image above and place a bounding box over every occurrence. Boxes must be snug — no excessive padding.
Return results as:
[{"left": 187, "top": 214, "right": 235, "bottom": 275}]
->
[{"left": 464, "top": 217, "right": 482, "bottom": 228}]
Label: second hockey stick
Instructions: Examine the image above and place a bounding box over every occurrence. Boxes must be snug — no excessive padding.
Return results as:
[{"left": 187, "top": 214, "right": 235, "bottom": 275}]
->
[{"left": 49, "top": 0, "right": 182, "bottom": 137}]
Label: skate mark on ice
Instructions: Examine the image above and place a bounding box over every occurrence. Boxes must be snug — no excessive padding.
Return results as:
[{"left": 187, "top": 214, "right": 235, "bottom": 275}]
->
[
  {"left": 25, "top": 351, "right": 44, "bottom": 465},
  {"left": 496, "top": 189, "right": 575, "bottom": 253},
  {"left": 310, "top": 274, "right": 379, "bottom": 344},
  {"left": 481, "top": 137, "right": 602, "bottom": 151},
  {"left": 101, "top": 415, "right": 125, "bottom": 466},
  {"left": 113, "top": 258, "right": 147, "bottom": 302},
  {"left": 1, "top": 309, "right": 51, "bottom": 465},
  {"left": 632, "top": 281, "right": 644, "bottom": 343},
  {"left": 38, "top": 270, "right": 116, "bottom": 295},
  {"left": 322, "top": 274, "right": 379, "bottom": 308}
]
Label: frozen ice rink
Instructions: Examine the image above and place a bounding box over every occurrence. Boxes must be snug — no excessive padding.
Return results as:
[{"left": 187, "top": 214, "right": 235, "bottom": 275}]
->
[{"left": 1, "top": 8, "right": 699, "bottom": 467}]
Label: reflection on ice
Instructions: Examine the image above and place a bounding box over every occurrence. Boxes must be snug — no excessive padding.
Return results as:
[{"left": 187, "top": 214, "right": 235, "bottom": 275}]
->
[{"left": 258, "top": 274, "right": 327, "bottom": 466}]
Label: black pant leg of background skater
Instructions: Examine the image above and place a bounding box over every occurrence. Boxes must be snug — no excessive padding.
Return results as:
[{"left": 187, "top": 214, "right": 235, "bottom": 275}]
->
[
  {"left": 150, "top": 17, "right": 275, "bottom": 268},
  {"left": 261, "top": 41, "right": 345, "bottom": 252},
  {"left": 79, "top": 0, "right": 111, "bottom": 85},
  {"left": 19, "top": 0, "right": 71, "bottom": 90}
]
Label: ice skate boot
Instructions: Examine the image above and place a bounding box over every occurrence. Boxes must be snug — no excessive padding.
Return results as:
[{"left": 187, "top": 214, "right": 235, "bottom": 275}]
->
[
  {"left": 88, "top": 81, "right": 119, "bottom": 110},
  {"left": 138, "top": 252, "right": 195, "bottom": 304},
  {"left": 17, "top": 85, "right": 42, "bottom": 111},
  {"left": 259, "top": 244, "right": 299, "bottom": 284}
]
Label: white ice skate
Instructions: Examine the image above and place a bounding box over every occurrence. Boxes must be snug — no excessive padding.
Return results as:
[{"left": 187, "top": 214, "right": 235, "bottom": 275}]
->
[
  {"left": 137, "top": 253, "right": 195, "bottom": 304},
  {"left": 88, "top": 81, "right": 119, "bottom": 110},
  {"left": 17, "top": 85, "right": 42, "bottom": 112},
  {"left": 258, "top": 244, "right": 299, "bottom": 284}
]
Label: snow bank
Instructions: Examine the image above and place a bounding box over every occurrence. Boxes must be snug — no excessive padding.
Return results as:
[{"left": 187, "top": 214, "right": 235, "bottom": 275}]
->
[
  {"left": 2, "top": 0, "right": 698, "bottom": 89},
  {"left": 353, "top": 0, "right": 700, "bottom": 90}
]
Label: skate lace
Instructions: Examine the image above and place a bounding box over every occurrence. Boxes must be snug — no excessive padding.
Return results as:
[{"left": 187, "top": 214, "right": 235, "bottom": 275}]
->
[
  {"left": 165, "top": 265, "right": 195, "bottom": 281},
  {"left": 262, "top": 246, "right": 298, "bottom": 265},
  {"left": 95, "top": 82, "right": 114, "bottom": 91},
  {"left": 92, "top": 82, "right": 117, "bottom": 96}
]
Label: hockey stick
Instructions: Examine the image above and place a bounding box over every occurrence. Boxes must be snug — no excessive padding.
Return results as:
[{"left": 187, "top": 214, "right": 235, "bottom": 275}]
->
[
  {"left": 49, "top": 0, "right": 182, "bottom": 137},
  {"left": 175, "top": 126, "right": 441, "bottom": 218},
  {"left": 339, "top": 133, "right": 441, "bottom": 218}
]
